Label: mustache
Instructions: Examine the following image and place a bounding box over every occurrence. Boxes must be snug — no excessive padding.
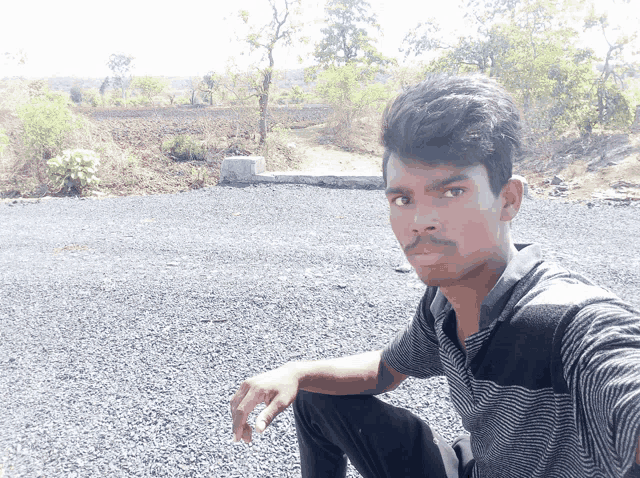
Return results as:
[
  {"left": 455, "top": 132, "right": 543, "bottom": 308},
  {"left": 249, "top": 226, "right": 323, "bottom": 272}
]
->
[{"left": 404, "top": 235, "right": 455, "bottom": 253}]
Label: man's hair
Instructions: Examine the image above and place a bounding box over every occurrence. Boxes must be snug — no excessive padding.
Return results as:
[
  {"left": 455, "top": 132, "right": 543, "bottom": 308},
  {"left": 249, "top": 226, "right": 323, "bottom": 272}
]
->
[{"left": 381, "top": 74, "right": 522, "bottom": 198}]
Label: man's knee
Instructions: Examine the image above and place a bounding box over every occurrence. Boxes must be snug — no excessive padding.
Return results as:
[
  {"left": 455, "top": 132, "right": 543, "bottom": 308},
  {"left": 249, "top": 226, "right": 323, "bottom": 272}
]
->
[{"left": 294, "top": 390, "right": 372, "bottom": 420}]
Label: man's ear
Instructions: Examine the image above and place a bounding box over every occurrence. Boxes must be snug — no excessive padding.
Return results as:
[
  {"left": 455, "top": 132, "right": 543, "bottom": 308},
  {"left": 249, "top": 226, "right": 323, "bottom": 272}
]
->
[{"left": 500, "top": 176, "right": 524, "bottom": 222}]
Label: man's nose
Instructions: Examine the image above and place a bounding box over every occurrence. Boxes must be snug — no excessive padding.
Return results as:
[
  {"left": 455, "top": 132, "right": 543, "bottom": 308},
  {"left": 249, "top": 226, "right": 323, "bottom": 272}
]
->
[{"left": 412, "top": 204, "right": 440, "bottom": 233}]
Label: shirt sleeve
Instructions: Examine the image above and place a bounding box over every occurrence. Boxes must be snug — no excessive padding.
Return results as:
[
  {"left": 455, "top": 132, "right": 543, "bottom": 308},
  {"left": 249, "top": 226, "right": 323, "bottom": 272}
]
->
[
  {"left": 381, "top": 287, "right": 444, "bottom": 379},
  {"left": 561, "top": 300, "right": 640, "bottom": 477}
]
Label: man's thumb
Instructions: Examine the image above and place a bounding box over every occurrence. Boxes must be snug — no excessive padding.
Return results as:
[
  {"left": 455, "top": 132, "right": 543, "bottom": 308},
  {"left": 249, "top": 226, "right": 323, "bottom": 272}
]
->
[{"left": 256, "top": 403, "right": 279, "bottom": 433}]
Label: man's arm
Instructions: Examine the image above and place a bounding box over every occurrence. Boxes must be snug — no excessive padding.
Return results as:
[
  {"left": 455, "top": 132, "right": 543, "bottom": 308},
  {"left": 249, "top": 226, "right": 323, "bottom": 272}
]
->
[
  {"left": 561, "top": 301, "right": 640, "bottom": 475},
  {"left": 230, "top": 350, "right": 408, "bottom": 443},
  {"left": 292, "top": 349, "right": 408, "bottom": 395}
]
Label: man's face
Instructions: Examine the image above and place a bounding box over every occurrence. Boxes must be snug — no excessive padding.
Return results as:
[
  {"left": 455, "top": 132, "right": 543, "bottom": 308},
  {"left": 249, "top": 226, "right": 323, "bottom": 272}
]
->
[{"left": 385, "top": 153, "right": 510, "bottom": 287}]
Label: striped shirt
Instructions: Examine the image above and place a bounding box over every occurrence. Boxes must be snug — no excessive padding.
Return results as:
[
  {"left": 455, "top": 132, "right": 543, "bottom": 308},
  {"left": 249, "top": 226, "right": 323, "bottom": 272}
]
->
[{"left": 382, "top": 243, "right": 640, "bottom": 478}]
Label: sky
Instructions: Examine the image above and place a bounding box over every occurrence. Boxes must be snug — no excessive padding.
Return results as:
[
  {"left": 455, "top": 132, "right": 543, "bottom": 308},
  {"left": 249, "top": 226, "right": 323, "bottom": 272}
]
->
[{"left": 0, "top": 0, "right": 638, "bottom": 80}]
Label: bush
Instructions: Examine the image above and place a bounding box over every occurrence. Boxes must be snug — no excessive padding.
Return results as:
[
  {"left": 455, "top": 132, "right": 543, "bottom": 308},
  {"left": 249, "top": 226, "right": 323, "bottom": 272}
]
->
[
  {"left": 161, "top": 135, "right": 207, "bottom": 161},
  {"left": 81, "top": 88, "right": 101, "bottom": 107},
  {"left": 16, "top": 92, "right": 81, "bottom": 160},
  {"left": 47, "top": 148, "right": 101, "bottom": 194},
  {"left": 70, "top": 86, "right": 83, "bottom": 104}
]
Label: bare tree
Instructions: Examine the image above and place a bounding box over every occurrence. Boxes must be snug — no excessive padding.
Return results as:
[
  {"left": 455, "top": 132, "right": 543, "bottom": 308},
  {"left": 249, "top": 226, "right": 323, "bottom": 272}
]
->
[
  {"left": 106, "top": 53, "right": 135, "bottom": 102},
  {"left": 237, "top": 0, "right": 304, "bottom": 146}
]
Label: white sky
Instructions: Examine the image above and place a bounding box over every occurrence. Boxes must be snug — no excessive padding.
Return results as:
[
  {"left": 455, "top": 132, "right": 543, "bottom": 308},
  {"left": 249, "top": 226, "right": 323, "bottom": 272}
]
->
[{"left": 0, "top": 0, "right": 637, "bottom": 80}]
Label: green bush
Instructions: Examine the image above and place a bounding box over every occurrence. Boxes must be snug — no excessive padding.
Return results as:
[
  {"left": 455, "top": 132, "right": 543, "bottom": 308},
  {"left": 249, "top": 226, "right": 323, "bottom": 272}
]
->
[
  {"left": 290, "top": 85, "right": 306, "bottom": 104},
  {"left": 81, "top": 89, "right": 101, "bottom": 107},
  {"left": 161, "top": 135, "right": 207, "bottom": 161},
  {"left": 16, "top": 92, "right": 81, "bottom": 160},
  {"left": 47, "top": 148, "right": 101, "bottom": 194}
]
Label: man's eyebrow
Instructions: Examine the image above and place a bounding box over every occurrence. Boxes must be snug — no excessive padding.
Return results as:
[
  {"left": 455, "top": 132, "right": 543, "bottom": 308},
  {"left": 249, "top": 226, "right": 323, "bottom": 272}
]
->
[{"left": 384, "top": 174, "right": 472, "bottom": 196}]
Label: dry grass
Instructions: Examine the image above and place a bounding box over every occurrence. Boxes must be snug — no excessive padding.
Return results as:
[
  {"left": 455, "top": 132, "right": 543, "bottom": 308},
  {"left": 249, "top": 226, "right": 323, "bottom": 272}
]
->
[{"left": 0, "top": 97, "right": 306, "bottom": 199}]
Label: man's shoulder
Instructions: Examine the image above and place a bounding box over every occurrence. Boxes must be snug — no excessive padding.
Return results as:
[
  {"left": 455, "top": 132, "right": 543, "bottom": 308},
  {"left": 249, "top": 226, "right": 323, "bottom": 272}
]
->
[{"left": 516, "top": 260, "right": 620, "bottom": 310}]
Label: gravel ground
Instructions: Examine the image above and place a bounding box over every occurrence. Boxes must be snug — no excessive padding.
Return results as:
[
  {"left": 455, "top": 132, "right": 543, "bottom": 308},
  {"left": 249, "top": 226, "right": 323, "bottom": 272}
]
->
[{"left": 1, "top": 184, "right": 639, "bottom": 478}]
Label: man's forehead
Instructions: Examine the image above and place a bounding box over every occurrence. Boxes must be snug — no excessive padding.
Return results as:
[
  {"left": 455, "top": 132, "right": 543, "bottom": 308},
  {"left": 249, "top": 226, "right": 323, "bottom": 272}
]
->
[{"left": 386, "top": 153, "right": 487, "bottom": 186}]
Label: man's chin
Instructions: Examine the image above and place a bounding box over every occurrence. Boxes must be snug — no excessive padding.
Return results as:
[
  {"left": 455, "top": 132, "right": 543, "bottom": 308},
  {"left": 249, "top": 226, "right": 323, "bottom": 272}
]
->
[{"left": 415, "top": 267, "right": 461, "bottom": 287}]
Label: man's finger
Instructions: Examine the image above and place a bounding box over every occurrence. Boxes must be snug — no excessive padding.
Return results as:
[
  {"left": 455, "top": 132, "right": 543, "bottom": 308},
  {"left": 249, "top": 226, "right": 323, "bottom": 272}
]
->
[
  {"left": 232, "top": 389, "right": 264, "bottom": 440},
  {"left": 241, "top": 424, "right": 252, "bottom": 443},
  {"left": 255, "top": 398, "right": 286, "bottom": 433},
  {"left": 230, "top": 382, "right": 248, "bottom": 411}
]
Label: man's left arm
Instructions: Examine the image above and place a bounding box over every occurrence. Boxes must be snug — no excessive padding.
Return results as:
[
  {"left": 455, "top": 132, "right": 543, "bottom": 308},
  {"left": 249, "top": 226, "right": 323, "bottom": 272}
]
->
[{"left": 561, "top": 300, "right": 640, "bottom": 476}]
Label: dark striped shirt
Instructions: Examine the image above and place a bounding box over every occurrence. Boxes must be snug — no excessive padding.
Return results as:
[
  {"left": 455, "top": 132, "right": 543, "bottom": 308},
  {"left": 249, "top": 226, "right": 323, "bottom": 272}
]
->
[{"left": 382, "top": 243, "right": 640, "bottom": 478}]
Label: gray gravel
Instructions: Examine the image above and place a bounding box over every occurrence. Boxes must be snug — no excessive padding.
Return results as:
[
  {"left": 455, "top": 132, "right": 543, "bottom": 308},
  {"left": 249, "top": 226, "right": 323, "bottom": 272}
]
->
[{"left": 1, "top": 184, "right": 639, "bottom": 478}]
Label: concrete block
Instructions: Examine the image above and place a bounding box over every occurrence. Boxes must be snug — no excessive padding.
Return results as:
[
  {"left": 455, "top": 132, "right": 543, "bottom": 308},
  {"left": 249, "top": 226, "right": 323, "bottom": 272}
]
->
[
  {"left": 220, "top": 156, "right": 265, "bottom": 182},
  {"left": 512, "top": 174, "right": 529, "bottom": 197}
]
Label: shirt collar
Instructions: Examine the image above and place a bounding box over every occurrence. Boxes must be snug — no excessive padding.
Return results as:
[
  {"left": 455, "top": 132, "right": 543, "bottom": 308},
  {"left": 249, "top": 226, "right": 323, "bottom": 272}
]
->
[{"left": 429, "top": 243, "right": 543, "bottom": 328}]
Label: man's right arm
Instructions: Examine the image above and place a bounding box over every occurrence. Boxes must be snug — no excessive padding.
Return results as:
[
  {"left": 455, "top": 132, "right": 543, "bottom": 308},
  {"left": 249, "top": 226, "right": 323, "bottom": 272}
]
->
[
  {"left": 230, "top": 350, "right": 407, "bottom": 443},
  {"left": 291, "top": 349, "right": 408, "bottom": 396}
]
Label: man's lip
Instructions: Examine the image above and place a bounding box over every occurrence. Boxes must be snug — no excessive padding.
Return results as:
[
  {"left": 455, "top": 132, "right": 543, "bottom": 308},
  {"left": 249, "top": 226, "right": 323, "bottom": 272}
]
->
[{"left": 408, "top": 248, "right": 447, "bottom": 256}]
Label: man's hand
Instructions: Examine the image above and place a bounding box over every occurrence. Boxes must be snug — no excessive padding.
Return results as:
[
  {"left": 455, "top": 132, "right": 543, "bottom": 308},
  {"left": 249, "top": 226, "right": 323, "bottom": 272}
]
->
[{"left": 230, "top": 364, "right": 299, "bottom": 444}]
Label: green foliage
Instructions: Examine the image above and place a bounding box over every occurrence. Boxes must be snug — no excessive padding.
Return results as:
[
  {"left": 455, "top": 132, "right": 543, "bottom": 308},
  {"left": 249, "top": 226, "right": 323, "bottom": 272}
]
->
[
  {"left": 315, "top": 63, "right": 393, "bottom": 139},
  {"left": 314, "top": 0, "right": 393, "bottom": 69},
  {"left": 0, "top": 128, "right": 10, "bottom": 157},
  {"left": 82, "top": 88, "right": 101, "bottom": 107},
  {"left": 190, "top": 166, "right": 209, "bottom": 188},
  {"left": 131, "top": 76, "right": 168, "bottom": 104},
  {"left": 403, "top": 0, "right": 640, "bottom": 134},
  {"left": 47, "top": 149, "right": 101, "bottom": 193},
  {"left": 290, "top": 85, "right": 305, "bottom": 104},
  {"left": 16, "top": 91, "right": 81, "bottom": 160},
  {"left": 316, "top": 63, "right": 391, "bottom": 110},
  {"left": 161, "top": 135, "right": 207, "bottom": 161}
]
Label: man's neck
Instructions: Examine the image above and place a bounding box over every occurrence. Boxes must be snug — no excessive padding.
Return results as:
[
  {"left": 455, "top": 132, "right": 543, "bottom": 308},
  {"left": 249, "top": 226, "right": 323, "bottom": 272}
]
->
[{"left": 440, "top": 243, "right": 518, "bottom": 331}]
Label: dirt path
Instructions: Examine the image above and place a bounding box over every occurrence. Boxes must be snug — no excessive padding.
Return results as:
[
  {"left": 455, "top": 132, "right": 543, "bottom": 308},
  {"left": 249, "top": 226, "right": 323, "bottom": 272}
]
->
[{"left": 275, "top": 124, "right": 383, "bottom": 176}]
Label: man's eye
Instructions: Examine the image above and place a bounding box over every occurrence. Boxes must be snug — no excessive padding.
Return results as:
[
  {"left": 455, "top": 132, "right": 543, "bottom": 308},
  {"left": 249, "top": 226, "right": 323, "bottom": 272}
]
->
[
  {"left": 393, "top": 196, "right": 409, "bottom": 207},
  {"left": 443, "top": 188, "right": 465, "bottom": 198}
]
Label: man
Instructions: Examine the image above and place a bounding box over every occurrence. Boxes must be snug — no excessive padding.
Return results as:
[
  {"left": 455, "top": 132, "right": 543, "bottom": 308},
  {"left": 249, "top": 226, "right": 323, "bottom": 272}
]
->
[{"left": 231, "top": 74, "right": 640, "bottom": 477}]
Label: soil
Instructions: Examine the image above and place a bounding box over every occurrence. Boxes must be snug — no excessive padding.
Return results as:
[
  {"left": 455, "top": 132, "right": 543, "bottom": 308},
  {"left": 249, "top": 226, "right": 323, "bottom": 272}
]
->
[
  {"left": 279, "top": 123, "right": 383, "bottom": 176},
  {"left": 1, "top": 104, "right": 639, "bottom": 203}
]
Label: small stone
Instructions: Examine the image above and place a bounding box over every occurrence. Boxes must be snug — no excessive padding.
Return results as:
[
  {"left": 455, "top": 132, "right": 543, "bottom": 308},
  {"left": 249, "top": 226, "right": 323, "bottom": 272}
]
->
[
  {"left": 395, "top": 263, "right": 412, "bottom": 273},
  {"left": 551, "top": 175, "right": 564, "bottom": 185}
]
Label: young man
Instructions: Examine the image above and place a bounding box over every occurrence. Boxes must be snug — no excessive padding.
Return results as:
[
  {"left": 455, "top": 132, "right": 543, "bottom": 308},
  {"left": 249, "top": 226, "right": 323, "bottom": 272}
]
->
[{"left": 231, "top": 74, "right": 640, "bottom": 478}]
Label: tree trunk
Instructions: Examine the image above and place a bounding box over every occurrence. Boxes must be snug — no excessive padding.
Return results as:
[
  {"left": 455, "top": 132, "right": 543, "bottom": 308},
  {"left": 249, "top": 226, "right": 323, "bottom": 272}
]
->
[
  {"left": 259, "top": 93, "right": 268, "bottom": 146},
  {"left": 259, "top": 52, "right": 275, "bottom": 146}
]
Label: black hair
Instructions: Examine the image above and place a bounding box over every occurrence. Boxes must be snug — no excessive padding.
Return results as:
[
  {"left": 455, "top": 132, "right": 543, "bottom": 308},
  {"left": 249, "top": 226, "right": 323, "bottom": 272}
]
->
[{"left": 381, "top": 74, "right": 522, "bottom": 198}]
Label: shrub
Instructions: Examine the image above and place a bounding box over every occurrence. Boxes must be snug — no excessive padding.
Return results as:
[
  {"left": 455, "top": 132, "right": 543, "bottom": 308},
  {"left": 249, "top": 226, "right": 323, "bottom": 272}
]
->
[
  {"left": 290, "top": 85, "right": 306, "bottom": 104},
  {"left": 161, "top": 135, "right": 207, "bottom": 161},
  {"left": 70, "top": 86, "right": 83, "bottom": 104},
  {"left": 47, "top": 148, "right": 101, "bottom": 194},
  {"left": 16, "top": 92, "right": 81, "bottom": 160}
]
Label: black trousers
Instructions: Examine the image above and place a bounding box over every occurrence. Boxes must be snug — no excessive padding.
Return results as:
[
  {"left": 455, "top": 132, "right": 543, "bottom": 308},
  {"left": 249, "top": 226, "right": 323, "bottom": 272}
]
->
[{"left": 293, "top": 390, "right": 475, "bottom": 478}]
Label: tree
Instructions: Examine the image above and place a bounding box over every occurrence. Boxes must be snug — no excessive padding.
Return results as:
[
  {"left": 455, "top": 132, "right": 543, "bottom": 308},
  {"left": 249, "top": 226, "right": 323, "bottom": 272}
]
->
[
  {"left": 70, "top": 84, "right": 83, "bottom": 104},
  {"left": 130, "top": 76, "right": 169, "bottom": 105},
  {"left": 312, "top": 0, "right": 394, "bottom": 72},
  {"left": 99, "top": 77, "right": 110, "bottom": 106},
  {"left": 237, "top": 0, "right": 304, "bottom": 146},
  {"left": 584, "top": 4, "right": 639, "bottom": 126},
  {"left": 401, "top": 0, "right": 603, "bottom": 133},
  {"left": 106, "top": 53, "right": 135, "bottom": 103},
  {"left": 199, "top": 72, "right": 222, "bottom": 106},
  {"left": 187, "top": 77, "right": 204, "bottom": 105}
]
